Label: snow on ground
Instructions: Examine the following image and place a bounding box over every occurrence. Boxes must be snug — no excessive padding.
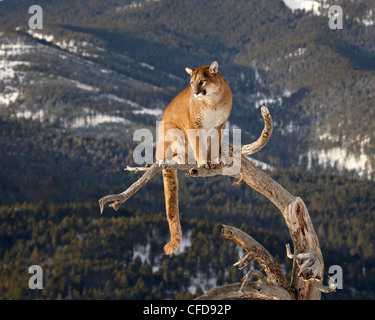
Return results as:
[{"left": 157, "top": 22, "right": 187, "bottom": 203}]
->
[
  {"left": 0, "top": 36, "right": 158, "bottom": 120},
  {"left": 317, "top": 148, "right": 369, "bottom": 171},
  {"left": 132, "top": 106, "right": 163, "bottom": 117},
  {"left": 254, "top": 97, "right": 280, "bottom": 110},
  {"left": 0, "top": 41, "right": 33, "bottom": 105},
  {"left": 26, "top": 30, "right": 103, "bottom": 57},
  {"left": 0, "top": 60, "right": 29, "bottom": 80},
  {"left": 140, "top": 62, "right": 154, "bottom": 70},
  {"left": 284, "top": 0, "right": 374, "bottom": 27},
  {"left": 114, "top": 0, "right": 160, "bottom": 13},
  {"left": 15, "top": 107, "right": 133, "bottom": 128},
  {"left": 0, "top": 42, "right": 36, "bottom": 56},
  {"left": 68, "top": 79, "right": 98, "bottom": 92},
  {"left": 0, "top": 91, "right": 19, "bottom": 105},
  {"left": 361, "top": 10, "right": 375, "bottom": 26},
  {"left": 282, "top": 0, "right": 327, "bottom": 16},
  {"left": 246, "top": 156, "right": 274, "bottom": 171},
  {"left": 354, "top": 9, "right": 375, "bottom": 27},
  {"left": 308, "top": 136, "right": 373, "bottom": 177},
  {"left": 285, "top": 47, "right": 307, "bottom": 59},
  {"left": 132, "top": 242, "right": 151, "bottom": 265},
  {"left": 318, "top": 132, "right": 341, "bottom": 143},
  {"left": 281, "top": 121, "right": 299, "bottom": 135},
  {"left": 27, "top": 30, "right": 54, "bottom": 42},
  {"left": 100, "top": 93, "right": 163, "bottom": 117},
  {"left": 69, "top": 112, "right": 131, "bottom": 128},
  {"left": 15, "top": 109, "right": 44, "bottom": 120},
  {"left": 188, "top": 268, "right": 218, "bottom": 294},
  {"left": 252, "top": 88, "right": 293, "bottom": 110}
]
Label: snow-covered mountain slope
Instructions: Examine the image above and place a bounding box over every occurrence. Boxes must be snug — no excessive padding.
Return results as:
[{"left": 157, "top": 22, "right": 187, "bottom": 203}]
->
[
  {"left": 0, "top": 30, "right": 175, "bottom": 141},
  {"left": 282, "top": 0, "right": 328, "bottom": 16},
  {"left": 0, "top": 0, "right": 374, "bottom": 178}
]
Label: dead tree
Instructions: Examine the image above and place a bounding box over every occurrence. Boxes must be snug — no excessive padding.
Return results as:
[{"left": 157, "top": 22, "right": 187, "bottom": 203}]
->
[{"left": 99, "top": 106, "right": 336, "bottom": 300}]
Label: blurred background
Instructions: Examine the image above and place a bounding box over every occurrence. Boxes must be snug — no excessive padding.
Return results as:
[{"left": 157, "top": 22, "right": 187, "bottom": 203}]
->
[{"left": 0, "top": 0, "right": 374, "bottom": 299}]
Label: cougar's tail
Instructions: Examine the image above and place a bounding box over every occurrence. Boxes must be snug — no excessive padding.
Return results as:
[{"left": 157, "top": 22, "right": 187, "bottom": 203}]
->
[{"left": 162, "top": 169, "right": 182, "bottom": 255}]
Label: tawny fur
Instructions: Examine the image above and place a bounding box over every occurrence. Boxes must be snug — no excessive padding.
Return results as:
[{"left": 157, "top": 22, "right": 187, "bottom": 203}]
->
[
  {"left": 162, "top": 169, "right": 181, "bottom": 255},
  {"left": 156, "top": 61, "right": 232, "bottom": 254}
]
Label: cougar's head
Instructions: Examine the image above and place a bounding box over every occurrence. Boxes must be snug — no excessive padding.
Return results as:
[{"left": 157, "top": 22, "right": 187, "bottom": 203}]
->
[{"left": 185, "top": 61, "right": 221, "bottom": 100}]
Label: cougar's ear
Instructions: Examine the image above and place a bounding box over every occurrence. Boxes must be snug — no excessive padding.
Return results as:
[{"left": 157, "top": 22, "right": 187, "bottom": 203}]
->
[
  {"left": 185, "top": 67, "right": 193, "bottom": 76},
  {"left": 209, "top": 61, "right": 219, "bottom": 74}
]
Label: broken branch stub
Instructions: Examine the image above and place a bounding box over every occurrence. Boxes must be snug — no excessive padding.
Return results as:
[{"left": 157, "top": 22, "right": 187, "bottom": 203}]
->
[{"left": 222, "top": 225, "right": 296, "bottom": 300}]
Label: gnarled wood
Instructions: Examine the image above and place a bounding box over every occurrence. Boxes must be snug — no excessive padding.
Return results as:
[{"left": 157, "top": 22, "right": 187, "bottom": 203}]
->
[
  {"left": 222, "top": 225, "right": 296, "bottom": 300},
  {"left": 237, "top": 157, "right": 325, "bottom": 299},
  {"left": 241, "top": 106, "right": 273, "bottom": 156},
  {"left": 196, "top": 270, "right": 291, "bottom": 300}
]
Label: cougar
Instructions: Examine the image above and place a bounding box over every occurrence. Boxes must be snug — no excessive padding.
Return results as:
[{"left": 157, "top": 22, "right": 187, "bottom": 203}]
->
[{"left": 155, "top": 61, "right": 232, "bottom": 254}]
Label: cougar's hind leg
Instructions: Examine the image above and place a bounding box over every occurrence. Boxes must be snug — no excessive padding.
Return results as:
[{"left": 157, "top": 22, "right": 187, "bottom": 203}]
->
[{"left": 162, "top": 169, "right": 182, "bottom": 255}]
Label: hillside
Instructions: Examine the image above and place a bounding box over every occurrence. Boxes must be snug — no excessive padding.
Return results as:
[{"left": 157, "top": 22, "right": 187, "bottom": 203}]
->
[
  {"left": 1, "top": 0, "right": 374, "bottom": 175},
  {"left": 0, "top": 117, "right": 375, "bottom": 299}
]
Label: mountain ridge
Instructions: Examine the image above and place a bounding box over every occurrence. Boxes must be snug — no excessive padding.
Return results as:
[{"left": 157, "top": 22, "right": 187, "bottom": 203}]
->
[{"left": 1, "top": 0, "right": 374, "bottom": 177}]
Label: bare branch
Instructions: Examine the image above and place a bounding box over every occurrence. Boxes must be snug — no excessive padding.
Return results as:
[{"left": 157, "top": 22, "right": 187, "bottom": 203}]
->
[
  {"left": 233, "top": 252, "right": 254, "bottom": 270},
  {"left": 98, "top": 161, "right": 238, "bottom": 214},
  {"left": 314, "top": 279, "right": 337, "bottom": 293},
  {"left": 286, "top": 198, "right": 324, "bottom": 299},
  {"left": 286, "top": 245, "right": 322, "bottom": 281},
  {"left": 287, "top": 244, "right": 336, "bottom": 293},
  {"left": 99, "top": 162, "right": 163, "bottom": 214},
  {"left": 124, "top": 166, "right": 150, "bottom": 172},
  {"left": 195, "top": 272, "right": 292, "bottom": 300},
  {"left": 237, "top": 159, "right": 325, "bottom": 299},
  {"left": 241, "top": 106, "right": 273, "bottom": 156},
  {"left": 222, "top": 225, "right": 296, "bottom": 299}
]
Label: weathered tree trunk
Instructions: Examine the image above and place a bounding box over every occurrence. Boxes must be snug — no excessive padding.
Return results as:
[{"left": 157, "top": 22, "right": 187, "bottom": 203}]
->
[
  {"left": 238, "top": 156, "right": 326, "bottom": 300},
  {"left": 98, "top": 106, "right": 335, "bottom": 300}
]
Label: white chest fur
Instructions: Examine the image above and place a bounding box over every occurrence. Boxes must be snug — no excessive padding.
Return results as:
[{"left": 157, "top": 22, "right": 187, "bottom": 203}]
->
[{"left": 200, "top": 108, "right": 229, "bottom": 130}]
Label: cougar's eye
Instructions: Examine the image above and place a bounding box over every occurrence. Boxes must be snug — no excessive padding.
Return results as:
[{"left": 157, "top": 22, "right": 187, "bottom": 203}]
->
[{"left": 199, "top": 80, "right": 205, "bottom": 86}]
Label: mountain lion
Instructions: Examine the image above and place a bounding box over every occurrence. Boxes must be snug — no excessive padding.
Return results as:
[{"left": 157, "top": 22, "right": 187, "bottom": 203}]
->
[{"left": 155, "top": 61, "right": 232, "bottom": 254}]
